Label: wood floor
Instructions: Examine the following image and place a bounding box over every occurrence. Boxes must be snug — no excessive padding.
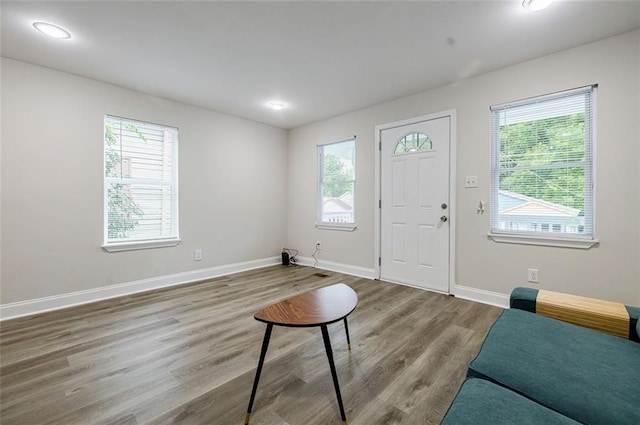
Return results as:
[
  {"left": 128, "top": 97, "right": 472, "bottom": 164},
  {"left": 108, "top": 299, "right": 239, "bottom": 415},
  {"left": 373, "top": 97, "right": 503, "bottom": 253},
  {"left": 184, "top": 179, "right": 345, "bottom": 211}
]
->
[{"left": 0, "top": 265, "right": 502, "bottom": 425}]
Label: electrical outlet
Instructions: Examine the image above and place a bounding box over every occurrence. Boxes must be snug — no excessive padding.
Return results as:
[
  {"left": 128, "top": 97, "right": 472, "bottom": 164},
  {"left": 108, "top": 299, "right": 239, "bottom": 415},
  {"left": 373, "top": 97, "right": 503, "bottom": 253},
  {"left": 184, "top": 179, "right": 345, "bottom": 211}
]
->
[
  {"left": 465, "top": 176, "right": 478, "bottom": 188},
  {"left": 194, "top": 249, "right": 203, "bottom": 261},
  {"left": 528, "top": 268, "right": 539, "bottom": 283}
]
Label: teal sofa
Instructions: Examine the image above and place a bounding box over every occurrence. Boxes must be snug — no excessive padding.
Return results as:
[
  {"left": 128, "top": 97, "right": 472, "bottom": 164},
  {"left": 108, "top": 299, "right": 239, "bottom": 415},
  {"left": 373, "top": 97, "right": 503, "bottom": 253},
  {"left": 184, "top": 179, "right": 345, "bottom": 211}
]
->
[{"left": 440, "top": 288, "right": 640, "bottom": 425}]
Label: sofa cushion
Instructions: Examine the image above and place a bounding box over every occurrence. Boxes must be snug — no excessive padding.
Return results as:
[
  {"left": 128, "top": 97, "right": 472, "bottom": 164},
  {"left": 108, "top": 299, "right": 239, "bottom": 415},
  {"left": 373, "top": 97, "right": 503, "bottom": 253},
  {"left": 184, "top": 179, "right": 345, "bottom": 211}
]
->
[
  {"left": 441, "top": 378, "right": 580, "bottom": 425},
  {"left": 469, "top": 309, "right": 640, "bottom": 425}
]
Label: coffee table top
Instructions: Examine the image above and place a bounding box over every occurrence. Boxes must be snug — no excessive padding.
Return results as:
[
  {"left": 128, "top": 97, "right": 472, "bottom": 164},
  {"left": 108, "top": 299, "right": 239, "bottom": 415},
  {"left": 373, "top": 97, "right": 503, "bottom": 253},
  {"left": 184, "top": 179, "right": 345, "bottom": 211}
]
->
[{"left": 254, "top": 283, "right": 358, "bottom": 327}]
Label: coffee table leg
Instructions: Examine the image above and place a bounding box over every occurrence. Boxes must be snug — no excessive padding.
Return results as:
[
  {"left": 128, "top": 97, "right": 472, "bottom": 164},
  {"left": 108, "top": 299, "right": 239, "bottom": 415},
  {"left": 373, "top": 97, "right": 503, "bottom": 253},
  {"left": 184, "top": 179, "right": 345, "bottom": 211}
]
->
[
  {"left": 343, "top": 317, "right": 351, "bottom": 350},
  {"left": 245, "top": 323, "right": 273, "bottom": 425},
  {"left": 321, "top": 324, "right": 348, "bottom": 425}
]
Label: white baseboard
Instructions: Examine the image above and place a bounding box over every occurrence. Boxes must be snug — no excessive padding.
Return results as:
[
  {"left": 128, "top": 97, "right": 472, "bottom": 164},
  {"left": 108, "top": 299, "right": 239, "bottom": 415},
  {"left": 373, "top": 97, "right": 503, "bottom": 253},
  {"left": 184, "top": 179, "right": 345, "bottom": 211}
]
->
[
  {"left": 1, "top": 257, "right": 508, "bottom": 321},
  {"left": 293, "top": 257, "right": 507, "bottom": 310},
  {"left": 0, "top": 256, "right": 280, "bottom": 321},
  {"left": 454, "top": 285, "right": 510, "bottom": 309},
  {"left": 295, "top": 256, "right": 376, "bottom": 279}
]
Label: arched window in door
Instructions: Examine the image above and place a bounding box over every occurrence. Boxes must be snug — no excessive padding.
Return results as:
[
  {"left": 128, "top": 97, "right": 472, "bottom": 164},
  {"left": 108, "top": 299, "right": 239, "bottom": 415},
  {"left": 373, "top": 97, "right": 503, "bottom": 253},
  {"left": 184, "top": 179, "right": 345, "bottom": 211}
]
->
[{"left": 394, "top": 132, "right": 433, "bottom": 154}]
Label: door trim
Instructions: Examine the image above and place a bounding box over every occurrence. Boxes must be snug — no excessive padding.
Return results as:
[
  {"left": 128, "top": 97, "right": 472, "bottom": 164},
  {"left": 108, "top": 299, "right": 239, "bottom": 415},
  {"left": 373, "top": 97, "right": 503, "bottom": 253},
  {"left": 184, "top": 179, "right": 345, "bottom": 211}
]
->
[{"left": 374, "top": 110, "right": 457, "bottom": 294}]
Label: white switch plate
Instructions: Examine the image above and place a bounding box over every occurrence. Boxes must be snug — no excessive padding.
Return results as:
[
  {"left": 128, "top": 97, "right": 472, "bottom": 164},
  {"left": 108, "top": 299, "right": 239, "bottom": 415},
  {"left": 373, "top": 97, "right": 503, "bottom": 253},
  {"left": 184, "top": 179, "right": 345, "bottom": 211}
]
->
[{"left": 465, "top": 176, "right": 478, "bottom": 188}]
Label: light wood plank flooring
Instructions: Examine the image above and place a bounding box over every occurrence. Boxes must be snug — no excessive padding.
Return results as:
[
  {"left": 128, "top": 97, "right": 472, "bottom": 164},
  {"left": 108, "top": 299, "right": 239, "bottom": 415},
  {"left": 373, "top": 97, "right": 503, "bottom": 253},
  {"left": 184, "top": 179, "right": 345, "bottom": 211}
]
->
[{"left": 0, "top": 265, "right": 502, "bottom": 425}]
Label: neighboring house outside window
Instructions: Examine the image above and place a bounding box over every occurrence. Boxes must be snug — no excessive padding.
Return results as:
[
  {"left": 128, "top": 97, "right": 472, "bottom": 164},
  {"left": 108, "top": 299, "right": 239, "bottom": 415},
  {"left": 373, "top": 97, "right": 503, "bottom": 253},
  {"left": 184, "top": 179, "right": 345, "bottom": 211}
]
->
[
  {"left": 498, "top": 190, "right": 583, "bottom": 233},
  {"left": 317, "top": 137, "right": 356, "bottom": 231},
  {"left": 103, "top": 115, "right": 179, "bottom": 251},
  {"left": 489, "top": 86, "right": 596, "bottom": 248}
]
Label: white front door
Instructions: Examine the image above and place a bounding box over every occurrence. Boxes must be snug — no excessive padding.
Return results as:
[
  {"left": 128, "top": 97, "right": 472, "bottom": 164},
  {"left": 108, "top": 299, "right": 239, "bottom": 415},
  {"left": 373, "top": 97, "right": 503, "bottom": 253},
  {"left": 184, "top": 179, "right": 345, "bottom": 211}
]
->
[{"left": 380, "top": 115, "right": 451, "bottom": 292}]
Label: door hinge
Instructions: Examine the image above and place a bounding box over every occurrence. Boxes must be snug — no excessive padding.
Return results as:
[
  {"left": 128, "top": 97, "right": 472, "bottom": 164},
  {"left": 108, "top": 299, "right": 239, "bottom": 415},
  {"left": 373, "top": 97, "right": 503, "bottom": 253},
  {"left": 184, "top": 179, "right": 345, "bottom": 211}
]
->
[
  {"left": 378, "top": 257, "right": 381, "bottom": 266},
  {"left": 379, "top": 141, "right": 382, "bottom": 151},
  {"left": 379, "top": 199, "right": 381, "bottom": 209}
]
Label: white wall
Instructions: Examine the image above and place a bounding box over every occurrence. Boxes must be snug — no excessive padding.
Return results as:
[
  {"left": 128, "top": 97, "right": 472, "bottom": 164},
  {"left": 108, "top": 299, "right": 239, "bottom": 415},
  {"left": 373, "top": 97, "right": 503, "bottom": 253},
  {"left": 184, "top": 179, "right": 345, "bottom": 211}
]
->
[
  {"left": 288, "top": 30, "right": 640, "bottom": 305},
  {"left": 2, "top": 30, "right": 638, "bottom": 309},
  {"left": 1, "top": 58, "right": 288, "bottom": 305}
]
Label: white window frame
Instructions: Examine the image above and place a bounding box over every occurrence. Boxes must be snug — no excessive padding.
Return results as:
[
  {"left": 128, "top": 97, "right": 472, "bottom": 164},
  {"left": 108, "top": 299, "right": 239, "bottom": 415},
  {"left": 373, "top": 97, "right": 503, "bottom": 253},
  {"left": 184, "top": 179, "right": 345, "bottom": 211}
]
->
[
  {"left": 316, "top": 136, "right": 357, "bottom": 231},
  {"left": 103, "top": 115, "right": 180, "bottom": 252},
  {"left": 488, "top": 86, "right": 598, "bottom": 249}
]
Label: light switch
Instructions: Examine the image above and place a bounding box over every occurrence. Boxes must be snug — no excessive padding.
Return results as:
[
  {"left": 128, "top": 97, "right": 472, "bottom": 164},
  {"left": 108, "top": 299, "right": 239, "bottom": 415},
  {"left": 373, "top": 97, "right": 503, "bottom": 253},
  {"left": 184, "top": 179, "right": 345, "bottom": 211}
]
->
[{"left": 465, "top": 176, "right": 478, "bottom": 188}]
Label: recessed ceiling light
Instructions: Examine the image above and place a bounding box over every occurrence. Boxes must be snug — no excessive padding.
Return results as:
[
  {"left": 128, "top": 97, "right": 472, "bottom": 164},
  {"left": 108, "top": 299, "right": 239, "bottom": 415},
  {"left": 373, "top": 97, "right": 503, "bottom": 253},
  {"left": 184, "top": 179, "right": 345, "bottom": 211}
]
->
[
  {"left": 33, "top": 22, "right": 71, "bottom": 39},
  {"left": 268, "top": 102, "right": 286, "bottom": 111},
  {"left": 522, "top": 0, "right": 552, "bottom": 11}
]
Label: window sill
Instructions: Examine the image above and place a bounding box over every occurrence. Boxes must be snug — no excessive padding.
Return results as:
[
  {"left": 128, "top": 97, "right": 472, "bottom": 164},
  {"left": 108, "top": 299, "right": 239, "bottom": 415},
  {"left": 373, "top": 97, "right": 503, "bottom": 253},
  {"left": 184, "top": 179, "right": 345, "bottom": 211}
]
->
[
  {"left": 488, "top": 232, "right": 598, "bottom": 249},
  {"left": 315, "top": 223, "right": 357, "bottom": 232},
  {"left": 102, "top": 238, "right": 181, "bottom": 252}
]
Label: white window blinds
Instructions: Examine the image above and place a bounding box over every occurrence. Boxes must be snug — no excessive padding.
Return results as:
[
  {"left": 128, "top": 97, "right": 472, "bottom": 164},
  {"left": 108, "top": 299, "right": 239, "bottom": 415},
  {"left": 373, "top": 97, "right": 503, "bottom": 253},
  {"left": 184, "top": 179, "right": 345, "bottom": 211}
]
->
[
  {"left": 490, "top": 86, "right": 595, "bottom": 239},
  {"left": 104, "top": 115, "right": 179, "bottom": 246}
]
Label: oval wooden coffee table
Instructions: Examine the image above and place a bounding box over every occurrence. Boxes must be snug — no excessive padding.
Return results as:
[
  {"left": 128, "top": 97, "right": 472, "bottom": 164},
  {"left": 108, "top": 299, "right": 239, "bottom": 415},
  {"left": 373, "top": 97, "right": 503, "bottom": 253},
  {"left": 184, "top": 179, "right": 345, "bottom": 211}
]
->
[{"left": 244, "top": 283, "right": 358, "bottom": 425}]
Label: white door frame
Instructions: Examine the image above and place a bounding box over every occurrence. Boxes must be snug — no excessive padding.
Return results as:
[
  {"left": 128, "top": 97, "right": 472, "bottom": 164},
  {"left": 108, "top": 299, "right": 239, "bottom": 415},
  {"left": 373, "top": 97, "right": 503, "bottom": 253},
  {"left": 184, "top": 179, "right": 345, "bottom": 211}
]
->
[{"left": 374, "top": 110, "right": 457, "bottom": 294}]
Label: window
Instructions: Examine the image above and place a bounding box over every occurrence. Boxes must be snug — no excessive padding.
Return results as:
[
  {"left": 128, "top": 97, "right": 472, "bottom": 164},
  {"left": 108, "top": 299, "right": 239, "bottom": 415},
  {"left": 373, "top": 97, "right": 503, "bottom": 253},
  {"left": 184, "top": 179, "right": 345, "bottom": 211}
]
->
[
  {"left": 490, "top": 86, "right": 596, "bottom": 248},
  {"left": 103, "top": 115, "right": 179, "bottom": 250},
  {"left": 394, "top": 132, "right": 433, "bottom": 154},
  {"left": 317, "top": 137, "right": 356, "bottom": 231}
]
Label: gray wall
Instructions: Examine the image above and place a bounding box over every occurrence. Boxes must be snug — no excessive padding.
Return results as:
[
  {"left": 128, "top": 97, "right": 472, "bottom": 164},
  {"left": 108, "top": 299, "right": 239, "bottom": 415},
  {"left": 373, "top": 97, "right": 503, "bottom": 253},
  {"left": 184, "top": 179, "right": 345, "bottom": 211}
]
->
[
  {"left": 1, "top": 58, "right": 289, "bottom": 304},
  {"left": 287, "top": 30, "right": 640, "bottom": 304}
]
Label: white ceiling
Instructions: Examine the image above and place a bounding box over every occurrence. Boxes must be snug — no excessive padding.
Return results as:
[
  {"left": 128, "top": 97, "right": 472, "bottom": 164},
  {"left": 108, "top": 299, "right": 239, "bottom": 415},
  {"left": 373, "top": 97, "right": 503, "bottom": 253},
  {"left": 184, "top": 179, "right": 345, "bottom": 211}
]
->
[{"left": 2, "top": 1, "right": 639, "bottom": 129}]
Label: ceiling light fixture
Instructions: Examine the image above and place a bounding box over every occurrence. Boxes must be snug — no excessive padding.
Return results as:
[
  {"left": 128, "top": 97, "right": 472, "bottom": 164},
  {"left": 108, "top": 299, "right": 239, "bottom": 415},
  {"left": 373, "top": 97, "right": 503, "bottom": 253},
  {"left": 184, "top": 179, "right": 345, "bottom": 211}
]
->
[
  {"left": 522, "top": 0, "right": 552, "bottom": 11},
  {"left": 33, "top": 22, "right": 71, "bottom": 39},
  {"left": 268, "top": 102, "right": 286, "bottom": 111}
]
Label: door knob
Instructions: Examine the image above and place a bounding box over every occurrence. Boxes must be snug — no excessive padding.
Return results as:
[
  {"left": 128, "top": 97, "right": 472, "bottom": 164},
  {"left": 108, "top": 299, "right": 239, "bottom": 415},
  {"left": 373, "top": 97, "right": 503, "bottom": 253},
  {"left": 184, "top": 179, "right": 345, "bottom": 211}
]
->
[
  {"left": 440, "top": 215, "right": 448, "bottom": 222},
  {"left": 441, "top": 203, "right": 448, "bottom": 209}
]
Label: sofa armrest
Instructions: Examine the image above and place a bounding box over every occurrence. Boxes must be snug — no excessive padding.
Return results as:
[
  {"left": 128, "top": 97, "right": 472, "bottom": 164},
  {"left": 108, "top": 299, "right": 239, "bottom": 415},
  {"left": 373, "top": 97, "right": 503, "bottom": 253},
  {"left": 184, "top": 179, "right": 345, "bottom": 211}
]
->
[
  {"left": 510, "top": 287, "right": 639, "bottom": 341},
  {"left": 509, "top": 287, "right": 538, "bottom": 313},
  {"left": 626, "top": 305, "right": 640, "bottom": 342}
]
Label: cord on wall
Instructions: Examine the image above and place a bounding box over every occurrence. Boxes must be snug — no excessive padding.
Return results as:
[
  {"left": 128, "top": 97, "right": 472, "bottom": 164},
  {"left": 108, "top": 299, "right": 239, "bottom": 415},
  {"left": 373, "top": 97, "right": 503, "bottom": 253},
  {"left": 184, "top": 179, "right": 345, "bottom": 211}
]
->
[{"left": 312, "top": 242, "right": 321, "bottom": 267}]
